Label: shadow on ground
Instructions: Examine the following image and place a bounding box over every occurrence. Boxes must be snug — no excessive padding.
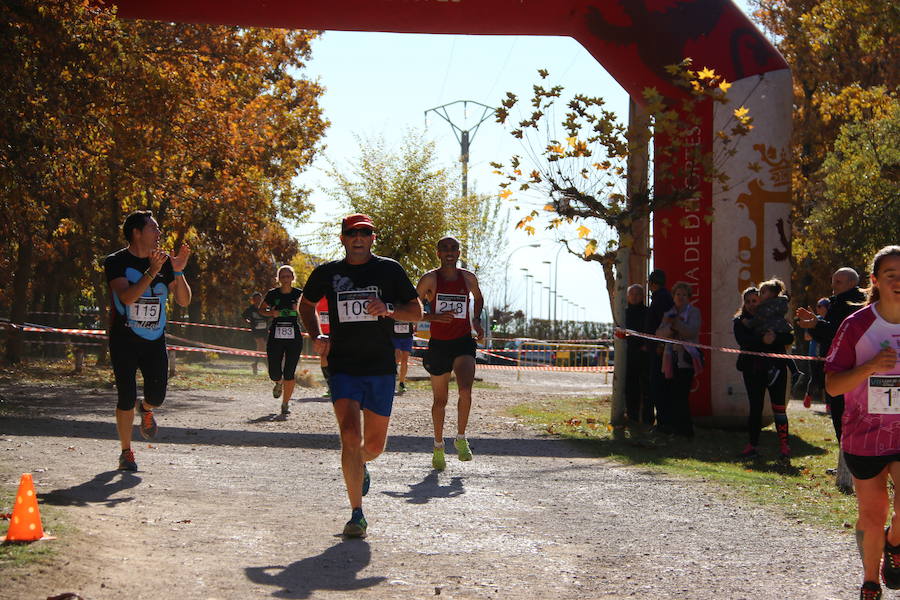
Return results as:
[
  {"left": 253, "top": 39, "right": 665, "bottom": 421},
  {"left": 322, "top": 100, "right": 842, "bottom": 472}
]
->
[
  {"left": 244, "top": 540, "right": 385, "bottom": 599},
  {"left": 39, "top": 470, "right": 141, "bottom": 507}
]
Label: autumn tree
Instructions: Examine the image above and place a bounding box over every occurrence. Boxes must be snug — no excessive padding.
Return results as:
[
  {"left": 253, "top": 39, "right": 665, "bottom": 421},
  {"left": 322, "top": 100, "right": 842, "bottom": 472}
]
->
[
  {"left": 493, "top": 63, "right": 752, "bottom": 424},
  {"left": 0, "top": 0, "right": 328, "bottom": 362},
  {"left": 794, "top": 99, "right": 899, "bottom": 275},
  {"left": 326, "top": 130, "right": 454, "bottom": 278},
  {"left": 752, "top": 0, "right": 899, "bottom": 300}
]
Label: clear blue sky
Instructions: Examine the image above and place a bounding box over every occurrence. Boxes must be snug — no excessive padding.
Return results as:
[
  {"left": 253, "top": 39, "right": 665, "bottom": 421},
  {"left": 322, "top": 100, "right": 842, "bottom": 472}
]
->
[{"left": 292, "top": 1, "right": 756, "bottom": 324}]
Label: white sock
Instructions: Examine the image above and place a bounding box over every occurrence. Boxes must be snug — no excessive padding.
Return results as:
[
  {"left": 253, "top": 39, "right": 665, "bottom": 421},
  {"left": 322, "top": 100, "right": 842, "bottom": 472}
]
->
[
  {"left": 456, "top": 434, "right": 466, "bottom": 441},
  {"left": 434, "top": 441, "right": 444, "bottom": 449}
]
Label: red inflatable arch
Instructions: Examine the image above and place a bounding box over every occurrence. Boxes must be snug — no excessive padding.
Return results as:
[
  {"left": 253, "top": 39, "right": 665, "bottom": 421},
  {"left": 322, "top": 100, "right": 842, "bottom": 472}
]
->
[{"left": 110, "top": 0, "right": 793, "bottom": 425}]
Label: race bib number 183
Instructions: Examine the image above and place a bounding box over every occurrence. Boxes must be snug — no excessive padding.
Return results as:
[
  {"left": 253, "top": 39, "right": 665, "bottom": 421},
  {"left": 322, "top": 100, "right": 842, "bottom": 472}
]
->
[
  {"left": 337, "top": 290, "right": 378, "bottom": 323},
  {"left": 868, "top": 376, "right": 900, "bottom": 415},
  {"left": 274, "top": 325, "right": 295, "bottom": 339}
]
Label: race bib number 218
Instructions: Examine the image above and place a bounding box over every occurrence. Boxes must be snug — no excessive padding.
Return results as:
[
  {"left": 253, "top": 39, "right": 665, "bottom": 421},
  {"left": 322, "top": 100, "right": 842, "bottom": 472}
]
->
[{"left": 868, "top": 376, "right": 900, "bottom": 415}]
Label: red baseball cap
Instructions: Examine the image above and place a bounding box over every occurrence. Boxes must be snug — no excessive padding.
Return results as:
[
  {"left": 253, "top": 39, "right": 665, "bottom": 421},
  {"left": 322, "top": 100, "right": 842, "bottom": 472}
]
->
[{"left": 341, "top": 213, "right": 375, "bottom": 231}]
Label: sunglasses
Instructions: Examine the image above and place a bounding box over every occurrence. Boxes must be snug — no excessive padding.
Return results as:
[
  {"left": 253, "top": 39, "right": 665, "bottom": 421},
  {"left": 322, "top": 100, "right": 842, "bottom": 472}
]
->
[{"left": 343, "top": 228, "right": 374, "bottom": 237}]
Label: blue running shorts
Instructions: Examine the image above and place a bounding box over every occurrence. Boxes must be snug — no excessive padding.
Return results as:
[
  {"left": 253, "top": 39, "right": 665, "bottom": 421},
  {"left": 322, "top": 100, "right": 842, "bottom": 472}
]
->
[{"left": 330, "top": 373, "right": 397, "bottom": 417}]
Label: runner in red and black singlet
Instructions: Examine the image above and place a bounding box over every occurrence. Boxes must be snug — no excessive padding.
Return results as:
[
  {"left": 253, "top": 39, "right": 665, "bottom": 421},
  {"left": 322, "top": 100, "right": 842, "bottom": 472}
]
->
[{"left": 416, "top": 236, "right": 485, "bottom": 471}]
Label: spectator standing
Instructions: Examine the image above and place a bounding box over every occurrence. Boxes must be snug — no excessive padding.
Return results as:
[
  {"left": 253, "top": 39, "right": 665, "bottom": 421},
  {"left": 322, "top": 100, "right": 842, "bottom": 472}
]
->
[
  {"left": 654, "top": 282, "right": 701, "bottom": 437},
  {"left": 796, "top": 266, "right": 867, "bottom": 491},
  {"left": 645, "top": 269, "right": 674, "bottom": 432},
  {"left": 733, "top": 285, "right": 795, "bottom": 459},
  {"left": 624, "top": 283, "right": 650, "bottom": 426}
]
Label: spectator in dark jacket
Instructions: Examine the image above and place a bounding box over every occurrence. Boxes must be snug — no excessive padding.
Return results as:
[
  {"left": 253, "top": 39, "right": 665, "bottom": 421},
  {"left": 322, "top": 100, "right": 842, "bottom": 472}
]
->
[
  {"left": 625, "top": 284, "right": 649, "bottom": 425},
  {"left": 795, "top": 267, "right": 866, "bottom": 441},
  {"left": 796, "top": 267, "right": 866, "bottom": 493},
  {"left": 734, "top": 286, "right": 795, "bottom": 459},
  {"left": 645, "top": 269, "right": 674, "bottom": 432}
]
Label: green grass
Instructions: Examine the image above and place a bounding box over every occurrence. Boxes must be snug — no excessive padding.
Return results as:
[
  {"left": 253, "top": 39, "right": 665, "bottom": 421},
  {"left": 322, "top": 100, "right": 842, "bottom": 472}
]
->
[{"left": 509, "top": 395, "right": 859, "bottom": 531}]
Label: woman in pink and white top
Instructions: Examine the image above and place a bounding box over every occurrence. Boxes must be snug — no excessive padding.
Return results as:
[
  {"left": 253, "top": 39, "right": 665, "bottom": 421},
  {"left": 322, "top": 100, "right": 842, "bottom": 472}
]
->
[{"left": 825, "top": 245, "right": 900, "bottom": 600}]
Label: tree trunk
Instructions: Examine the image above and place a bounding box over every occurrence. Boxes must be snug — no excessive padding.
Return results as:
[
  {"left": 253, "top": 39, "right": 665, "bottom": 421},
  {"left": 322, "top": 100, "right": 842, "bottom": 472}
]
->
[
  {"left": 6, "top": 236, "right": 33, "bottom": 364},
  {"left": 609, "top": 243, "right": 629, "bottom": 428}
]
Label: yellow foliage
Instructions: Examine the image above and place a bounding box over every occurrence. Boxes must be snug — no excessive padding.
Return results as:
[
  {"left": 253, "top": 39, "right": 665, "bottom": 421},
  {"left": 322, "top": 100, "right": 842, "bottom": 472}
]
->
[{"left": 577, "top": 225, "right": 591, "bottom": 238}]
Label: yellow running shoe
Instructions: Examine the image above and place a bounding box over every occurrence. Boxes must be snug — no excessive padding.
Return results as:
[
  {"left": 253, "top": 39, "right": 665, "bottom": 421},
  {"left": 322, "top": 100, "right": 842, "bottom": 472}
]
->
[
  {"left": 455, "top": 437, "right": 473, "bottom": 461},
  {"left": 432, "top": 447, "right": 446, "bottom": 471}
]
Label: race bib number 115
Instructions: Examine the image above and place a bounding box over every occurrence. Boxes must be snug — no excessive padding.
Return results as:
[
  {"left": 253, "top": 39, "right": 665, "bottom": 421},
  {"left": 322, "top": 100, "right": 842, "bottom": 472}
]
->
[
  {"left": 128, "top": 297, "right": 161, "bottom": 324},
  {"left": 868, "top": 376, "right": 900, "bottom": 415}
]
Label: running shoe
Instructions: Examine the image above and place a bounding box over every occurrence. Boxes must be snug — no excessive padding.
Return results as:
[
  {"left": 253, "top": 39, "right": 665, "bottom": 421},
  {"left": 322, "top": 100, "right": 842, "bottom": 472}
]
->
[
  {"left": 861, "top": 581, "right": 882, "bottom": 600},
  {"left": 272, "top": 381, "right": 283, "bottom": 399},
  {"left": 432, "top": 446, "right": 446, "bottom": 471},
  {"left": 137, "top": 404, "right": 157, "bottom": 440},
  {"left": 455, "top": 437, "right": 473, "bottom": 462},
  {"left": 398, "top": 381, "right": 406, "bottom": 394},
  {"left": 118, "top": 448, "right": 137, "bottom": 471},
  {"left": 882, "top": 530, "right": 900, "bottom": 589},
  {"left": 362, "top": 465, "right": 370, "bottom": 496},
  {"left": 738, "top": 444, "right": 758, "bottom": 458},
  {"left": 343, "top": 508, "right": 367, "bottom": 538},
  {"left": 280, "top": 401, "right": 290, "bottom": 416},
  {"left": 803, "top": 394, "right": 812, "bottom": 409}
]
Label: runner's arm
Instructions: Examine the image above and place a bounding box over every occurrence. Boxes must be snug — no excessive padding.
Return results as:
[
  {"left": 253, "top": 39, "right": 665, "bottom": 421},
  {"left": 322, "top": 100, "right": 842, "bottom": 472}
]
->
[
  {"left": 170, "top": 273, "right": 191, "bottom": 307},
  {"left": 416, "top": 272, "right": 451, "bottom": 323},
  {"left": 465, "top": 271, "right": 485, "bottom": 338},
  {"left": 825, "top": 347, "right": 897, "bottom": 396}
]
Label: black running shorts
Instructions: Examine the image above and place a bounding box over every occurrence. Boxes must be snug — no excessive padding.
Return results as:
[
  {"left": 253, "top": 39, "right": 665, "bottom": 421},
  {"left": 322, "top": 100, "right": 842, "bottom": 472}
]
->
[
  {"left": 843, "top": 451, "right": 900, "bottom": 480},
  {"left": 423, "top": 335, "right": 476, "bottom": 376}
]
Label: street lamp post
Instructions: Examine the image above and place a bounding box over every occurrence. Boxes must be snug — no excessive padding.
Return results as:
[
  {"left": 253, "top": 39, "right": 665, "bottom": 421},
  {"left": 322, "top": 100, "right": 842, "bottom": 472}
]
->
[
  {"left": 523, "top": 271, "right": 532, "bottom": 335},
  {"left": 542, "top": 260, "right": 552, "bottom": 335},
  {"left": 502, "top": 243, "right": 541, "bottom": 310},
  {"left": 534, "top": 280, "right": 542, "bottom": 334}
]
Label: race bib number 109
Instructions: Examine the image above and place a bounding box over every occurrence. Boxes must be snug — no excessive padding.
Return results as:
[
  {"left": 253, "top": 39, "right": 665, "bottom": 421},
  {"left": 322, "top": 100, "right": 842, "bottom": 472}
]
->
[
  {"left": 436, "top": 293, "right": 467, "bottom": 320},
  {"left": 337, "top": 290, "right": 377, "bottom": 323},
  {"left": 868, "top": 376, "right": 900, "bottom": 415}
]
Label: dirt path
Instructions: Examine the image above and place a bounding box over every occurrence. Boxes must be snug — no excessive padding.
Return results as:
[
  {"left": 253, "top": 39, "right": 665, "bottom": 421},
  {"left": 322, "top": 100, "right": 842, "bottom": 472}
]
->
[{"left": 1, "top": 366, "right": 857, "bottom": 599}]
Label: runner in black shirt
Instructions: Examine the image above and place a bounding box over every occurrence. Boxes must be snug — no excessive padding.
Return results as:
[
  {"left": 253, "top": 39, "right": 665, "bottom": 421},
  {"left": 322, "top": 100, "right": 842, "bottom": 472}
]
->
[
  {"left": 242, "top": 291, "right": 268, "bottom": 375},
  {"left": 259, "top": 266, "right": 303, "bottom": 417},
  {"left": 299, "top": 213, "right": 422, "bottom": 538},
  {"left": 103, "top": 210, "right": 191, "bottom": 471}
]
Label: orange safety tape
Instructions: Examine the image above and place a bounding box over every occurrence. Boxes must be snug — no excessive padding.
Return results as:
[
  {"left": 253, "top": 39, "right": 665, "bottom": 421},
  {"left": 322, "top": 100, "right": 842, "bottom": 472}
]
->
[{"left": 618, "top": 328, "right": 824, "bottom": 361}]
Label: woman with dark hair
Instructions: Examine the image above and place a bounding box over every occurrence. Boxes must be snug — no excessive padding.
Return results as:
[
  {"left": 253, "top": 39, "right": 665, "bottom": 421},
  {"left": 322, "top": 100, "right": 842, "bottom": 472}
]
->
[
  {"left": 825, "top": 245, "right": 900, "bottom": 600},
  {"left": 733, "top": 284, "right": 795, "bottom": 459}
]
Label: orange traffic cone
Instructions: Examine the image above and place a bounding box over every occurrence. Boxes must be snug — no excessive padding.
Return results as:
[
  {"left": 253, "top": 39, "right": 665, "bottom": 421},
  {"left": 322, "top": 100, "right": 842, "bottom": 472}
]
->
[{"left": 4, "top": 473, "right": 53, "bottom": 542}]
